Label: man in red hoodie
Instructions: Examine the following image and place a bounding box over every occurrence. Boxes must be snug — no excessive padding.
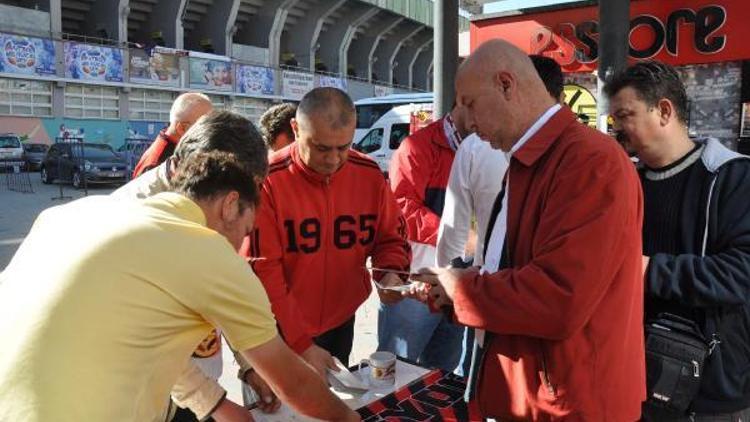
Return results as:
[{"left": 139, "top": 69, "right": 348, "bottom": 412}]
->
[
  {"left": 132, "top": 92, "right": 213, "bottom": 178},
  {"left": 245, "top": 87, "right": 410, "bottom": 378},
  {"left": 413, "top": 40, "right": 645, "bottom": 421}
]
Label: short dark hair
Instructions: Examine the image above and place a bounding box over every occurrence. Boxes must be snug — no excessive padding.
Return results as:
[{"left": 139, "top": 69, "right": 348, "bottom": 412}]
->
[
  {"left": 259, "top": 103, "right": 297, "bottom": 148},
  {"left": 174, "top": 110, "right": 268, "bottom": 181},
  {"left": 604, "top": 60, "right": 689, "bottom": 124},
  {"left": 297, "top": 87, "right": 355, "bottom": 129},
  {"left": 529, "top": 55, "right": 564, "bottom": 100},
  {"left": 171, "top": 150, "right": 260, "bottom": 207}
]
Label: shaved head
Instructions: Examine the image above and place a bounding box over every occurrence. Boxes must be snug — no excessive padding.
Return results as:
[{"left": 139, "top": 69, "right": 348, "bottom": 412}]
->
[
  {"left": 456, "top": 39, "right": 555, "bottom": 151},
  {"left": 296, "top": 87, "right": 355, "bottom": 131}
]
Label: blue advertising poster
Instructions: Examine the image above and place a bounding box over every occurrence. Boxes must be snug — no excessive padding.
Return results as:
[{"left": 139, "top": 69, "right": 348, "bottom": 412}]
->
[
  {"left": 64, "top": 42, "right": 124, "bottom": 82},
  {"left": 236, "top": 64, "right": 274, "bottom": 96},
  {"left": 189, "top": 57, "right": 233, "bottom": 91},
  {"left": 0, "top": 32, "right": 55, "bottom": 76}
]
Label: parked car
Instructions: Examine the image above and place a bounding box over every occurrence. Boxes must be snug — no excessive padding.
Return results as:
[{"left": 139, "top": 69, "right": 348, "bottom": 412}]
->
[
  {"left": 0, "top": 133, "right": 25, "bottom": 172},
  {"left": 116, "top": 139, "right": 152, "bottom": 176},
  {"left": 23, "top": 143, "right": 49, "bottom": 171},
  {"left": 40, "top": 142, "right": 128, "bottom": 189}
]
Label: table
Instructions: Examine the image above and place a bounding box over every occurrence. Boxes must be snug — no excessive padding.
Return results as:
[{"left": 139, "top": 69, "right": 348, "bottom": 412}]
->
[{"left": 250, "top": 360, "right": 481, "bottom": 421}]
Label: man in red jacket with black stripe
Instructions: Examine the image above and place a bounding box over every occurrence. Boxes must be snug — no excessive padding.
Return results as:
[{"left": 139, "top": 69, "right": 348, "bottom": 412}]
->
[
  {"left": 244, "top": 87, "right": 411, "bottom": 378},
  {"left": 380, "top": 103, "right": 470, "bottom": 372},
  {"left": 132, "top": 92, "right": 213, "bottom": 178}
]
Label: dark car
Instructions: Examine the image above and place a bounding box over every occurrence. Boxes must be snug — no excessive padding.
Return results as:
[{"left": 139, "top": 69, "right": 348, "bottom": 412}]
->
[
  {"left": 40, "top": 142, "right": 128, "bottom": 189},
  {"left": 23, "top": 143, "right": 49, "bottom": 171}
]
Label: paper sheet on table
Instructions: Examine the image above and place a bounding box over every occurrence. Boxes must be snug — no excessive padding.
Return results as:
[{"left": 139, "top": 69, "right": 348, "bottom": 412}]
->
[{"left": 250, "top": 360, "right": 431, "bottom": 421}]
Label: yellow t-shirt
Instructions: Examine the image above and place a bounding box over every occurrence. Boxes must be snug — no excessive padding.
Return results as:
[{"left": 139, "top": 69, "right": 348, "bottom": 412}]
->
[{"left": 0, "top": 192, "right": 277, "bottom": 422}]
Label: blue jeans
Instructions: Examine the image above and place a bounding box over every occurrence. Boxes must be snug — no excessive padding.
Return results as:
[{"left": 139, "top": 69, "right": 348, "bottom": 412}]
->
[{"left": 378, "top": 298, "right": 464, "bottom": 371}]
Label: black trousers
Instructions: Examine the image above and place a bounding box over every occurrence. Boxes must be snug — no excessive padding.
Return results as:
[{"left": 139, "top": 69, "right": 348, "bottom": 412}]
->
[{"left": 313, "top": 316, "right": 356, "bottom": 366}]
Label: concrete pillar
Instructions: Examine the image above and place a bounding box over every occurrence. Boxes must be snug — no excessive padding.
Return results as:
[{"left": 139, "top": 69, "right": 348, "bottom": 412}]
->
[
  {"left": 49, "top": 0, "right": 62, "bottom": 35},
  {"left": 317, "top": 5, "right": 378, "bottom": 76},
  {"left": 427, "top": 61, "right": 434, "bottom": 91},
  {"left": 81, "top": 0, "right": 123, "bottom": 43},
  {"left": 434, "top": 0, "right": 458, "bottom": 117},
  {"left": 233, "top": 0, "right": 298, "bottom": 68},
  {"left": 134, "top": 0, "right": 187, "bottom": 49},
  {"left": 596, "top": 0, "right": 630, "bottom": 132},
  {"left": 371, "top": 22, "right": 422, "bottom": 85},
  {"left": 118, "top": 0, "right": 129, "bottom": 44},
  {"left": 412, "top": 43, "right": 432, "bottom": 90},
  {"left": 405, "top": 37, "right": 432, "bottom": 89},
  {"left": 347, "top": 14, "right": 403, "bottom": 83},
  {"left": 185, "top": 0, "right": 240, "bottom": 55},
  {"left": 391, "top": 26, "right": 432, "bottom": 87},
  {"left": 367, "top": 16, "right": 406, "bottom": 83},
  {"left": 284, "top": 0, "right": 346, "bottom": 71}
]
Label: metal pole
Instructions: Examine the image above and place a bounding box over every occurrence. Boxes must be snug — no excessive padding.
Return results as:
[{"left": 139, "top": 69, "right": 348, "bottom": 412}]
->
[
  {"left": 596, "top": 0, "right": 630, "bottom": 133},
  {"left": 434, "top": 0, "right": 458, "bottom": 118}
]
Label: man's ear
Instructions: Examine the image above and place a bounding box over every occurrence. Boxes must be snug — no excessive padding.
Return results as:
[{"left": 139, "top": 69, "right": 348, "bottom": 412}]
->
[
  {"left": 657, "top": 98, "right": 675, "bottom": 127},
  {"left": 493, "top": 71, "right": 515, "bottom": 100},
  {"left": 220, "top": 191, "right": 241, "bottom": 222},
  {"left": 290, "top": 118, "right": 300, "bottom": 140}
]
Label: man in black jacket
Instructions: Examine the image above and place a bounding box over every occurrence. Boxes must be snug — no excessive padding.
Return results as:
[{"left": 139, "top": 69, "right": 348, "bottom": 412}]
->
[{"left": 607, "top": 60, "right": 750, "bottom": 421}]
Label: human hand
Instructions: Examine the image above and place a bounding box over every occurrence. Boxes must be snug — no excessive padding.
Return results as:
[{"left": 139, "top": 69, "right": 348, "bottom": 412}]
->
[
  {"left": 244, "top": 369, "right": 281, "bottom": 413},
  {"left": 210, "top": 398, "right": 252, "bottom": 422},
  {"left": 301, "top": 343, "right": 337, "bottom": 380},
  {"left": 642, "top": 255, "right": 650, "bottom": 276},
  {"left": 375, "top": 272, "right": 407, "bottom": 304},
  {"left": 410, "top": 267, "right": 476, "bottom": 305}
]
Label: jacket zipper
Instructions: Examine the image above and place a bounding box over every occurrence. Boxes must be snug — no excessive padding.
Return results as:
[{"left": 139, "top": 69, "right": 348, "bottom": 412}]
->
[
  {"left": 321, "top": 176, "right": 331, "bottom": 330},
  {"left": 540, "top": 345, "right": 556, "bottom": 397}
]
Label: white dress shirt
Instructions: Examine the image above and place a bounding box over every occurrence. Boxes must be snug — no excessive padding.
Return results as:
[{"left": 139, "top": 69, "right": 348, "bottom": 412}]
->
[{"left": 436, "top": 134, "right": 508, "bottom": 267}]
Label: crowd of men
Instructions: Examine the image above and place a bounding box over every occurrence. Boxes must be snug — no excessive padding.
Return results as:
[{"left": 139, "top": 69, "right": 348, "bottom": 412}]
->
[{"left": 1, "top": 38, "right": 749, "bottom": 422}]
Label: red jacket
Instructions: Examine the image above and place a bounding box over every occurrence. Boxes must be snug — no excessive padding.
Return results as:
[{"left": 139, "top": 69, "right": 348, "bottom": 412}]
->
[
  {"left": 453, "top": 108, "right": 645, "bottom": 421},
  {"left": 242, "top": 145, "right": 410, "bottom": 353},
  {"left": 132, "top": 130, "right": 177, "bottom": 178},
  {"left": 389, "top": 117, "right": 456, "bottom": 246}
]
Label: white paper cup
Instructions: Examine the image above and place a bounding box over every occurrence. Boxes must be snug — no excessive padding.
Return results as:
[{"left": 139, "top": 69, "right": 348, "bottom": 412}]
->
[{"left": 360, "top": 351, "right": 396, "bottom": 387}]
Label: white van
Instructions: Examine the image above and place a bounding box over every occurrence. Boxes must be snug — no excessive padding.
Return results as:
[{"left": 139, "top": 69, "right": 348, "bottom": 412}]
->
[
  {"left": 352, "top": 103, "right": 433, "bottom": 174},
  {"left": 354, "top": 93, "right": 433, "bottom": 143}
]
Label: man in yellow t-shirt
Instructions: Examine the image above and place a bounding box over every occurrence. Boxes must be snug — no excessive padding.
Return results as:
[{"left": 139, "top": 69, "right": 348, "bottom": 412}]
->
[{"left": 0, "top": 121, "right": 359, "bottom": 422}]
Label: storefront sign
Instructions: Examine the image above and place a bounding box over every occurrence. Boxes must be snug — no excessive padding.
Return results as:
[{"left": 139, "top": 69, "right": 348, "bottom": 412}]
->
[
  {"left": 64, "top": 42, "right": 124, "bottom": 82},
  {"left": 0, "top": 32, "right": 55, "bottom": 77},
  {"left": 471, "top": 0, "right": 746, "bottom": 72}
]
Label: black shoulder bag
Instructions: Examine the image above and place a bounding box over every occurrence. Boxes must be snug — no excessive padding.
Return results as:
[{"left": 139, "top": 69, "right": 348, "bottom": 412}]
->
[{"left": 645, "top": 313, "right": 712, "bottom": 413}]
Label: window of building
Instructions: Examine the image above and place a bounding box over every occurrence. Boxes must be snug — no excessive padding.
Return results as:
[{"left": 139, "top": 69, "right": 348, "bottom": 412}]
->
[
  {"left": 231, "top": 97, "right": 273, "bottom": 125},
  {"left": 129, "top": 89, "right": 175, "bottom": 121},
  {"left": 0, "top": 78, "right": 53, "bottom": 117},
  {"left": 65, "top": 84, "right": 119, "bottom": 119},
  {"left": 207, "top": 94, "right": 229, "bottom": 111}
]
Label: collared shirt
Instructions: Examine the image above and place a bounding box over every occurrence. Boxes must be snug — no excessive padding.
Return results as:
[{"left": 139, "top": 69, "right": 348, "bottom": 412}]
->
[
  {"left": 0, "top": 193, "right": 277, "bottom": 422},
  {"left": 483, "top": 104, "right": 561, "bottom": 274}
]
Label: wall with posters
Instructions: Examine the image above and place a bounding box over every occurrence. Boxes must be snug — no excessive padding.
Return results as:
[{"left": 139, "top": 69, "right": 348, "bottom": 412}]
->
[
  {"left": 129, "top": 47, "right": 181, "bottom": 87},
  {"left": 0, "top": 32, "right": 56, "bottom": 77},
  {"left": 236, "top": 64, "right": 274, "bottom": 96},
  {"left": 282, "top": 70, "right": 314, "bottom": 100},
  {"left": 189, "top": 55, "right": 233, "bottom": 92},
  {"left": 64, "top": 42, "right": 124, "bottom": 82}
]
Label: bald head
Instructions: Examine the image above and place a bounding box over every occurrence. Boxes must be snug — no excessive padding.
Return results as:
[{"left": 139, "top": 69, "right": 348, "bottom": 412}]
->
[
  {"left": 456, "top": 39, "right": 556, "bottom": 151},
  {"left": 167, "top": 92, "right": 213, "bottom": 141}
]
